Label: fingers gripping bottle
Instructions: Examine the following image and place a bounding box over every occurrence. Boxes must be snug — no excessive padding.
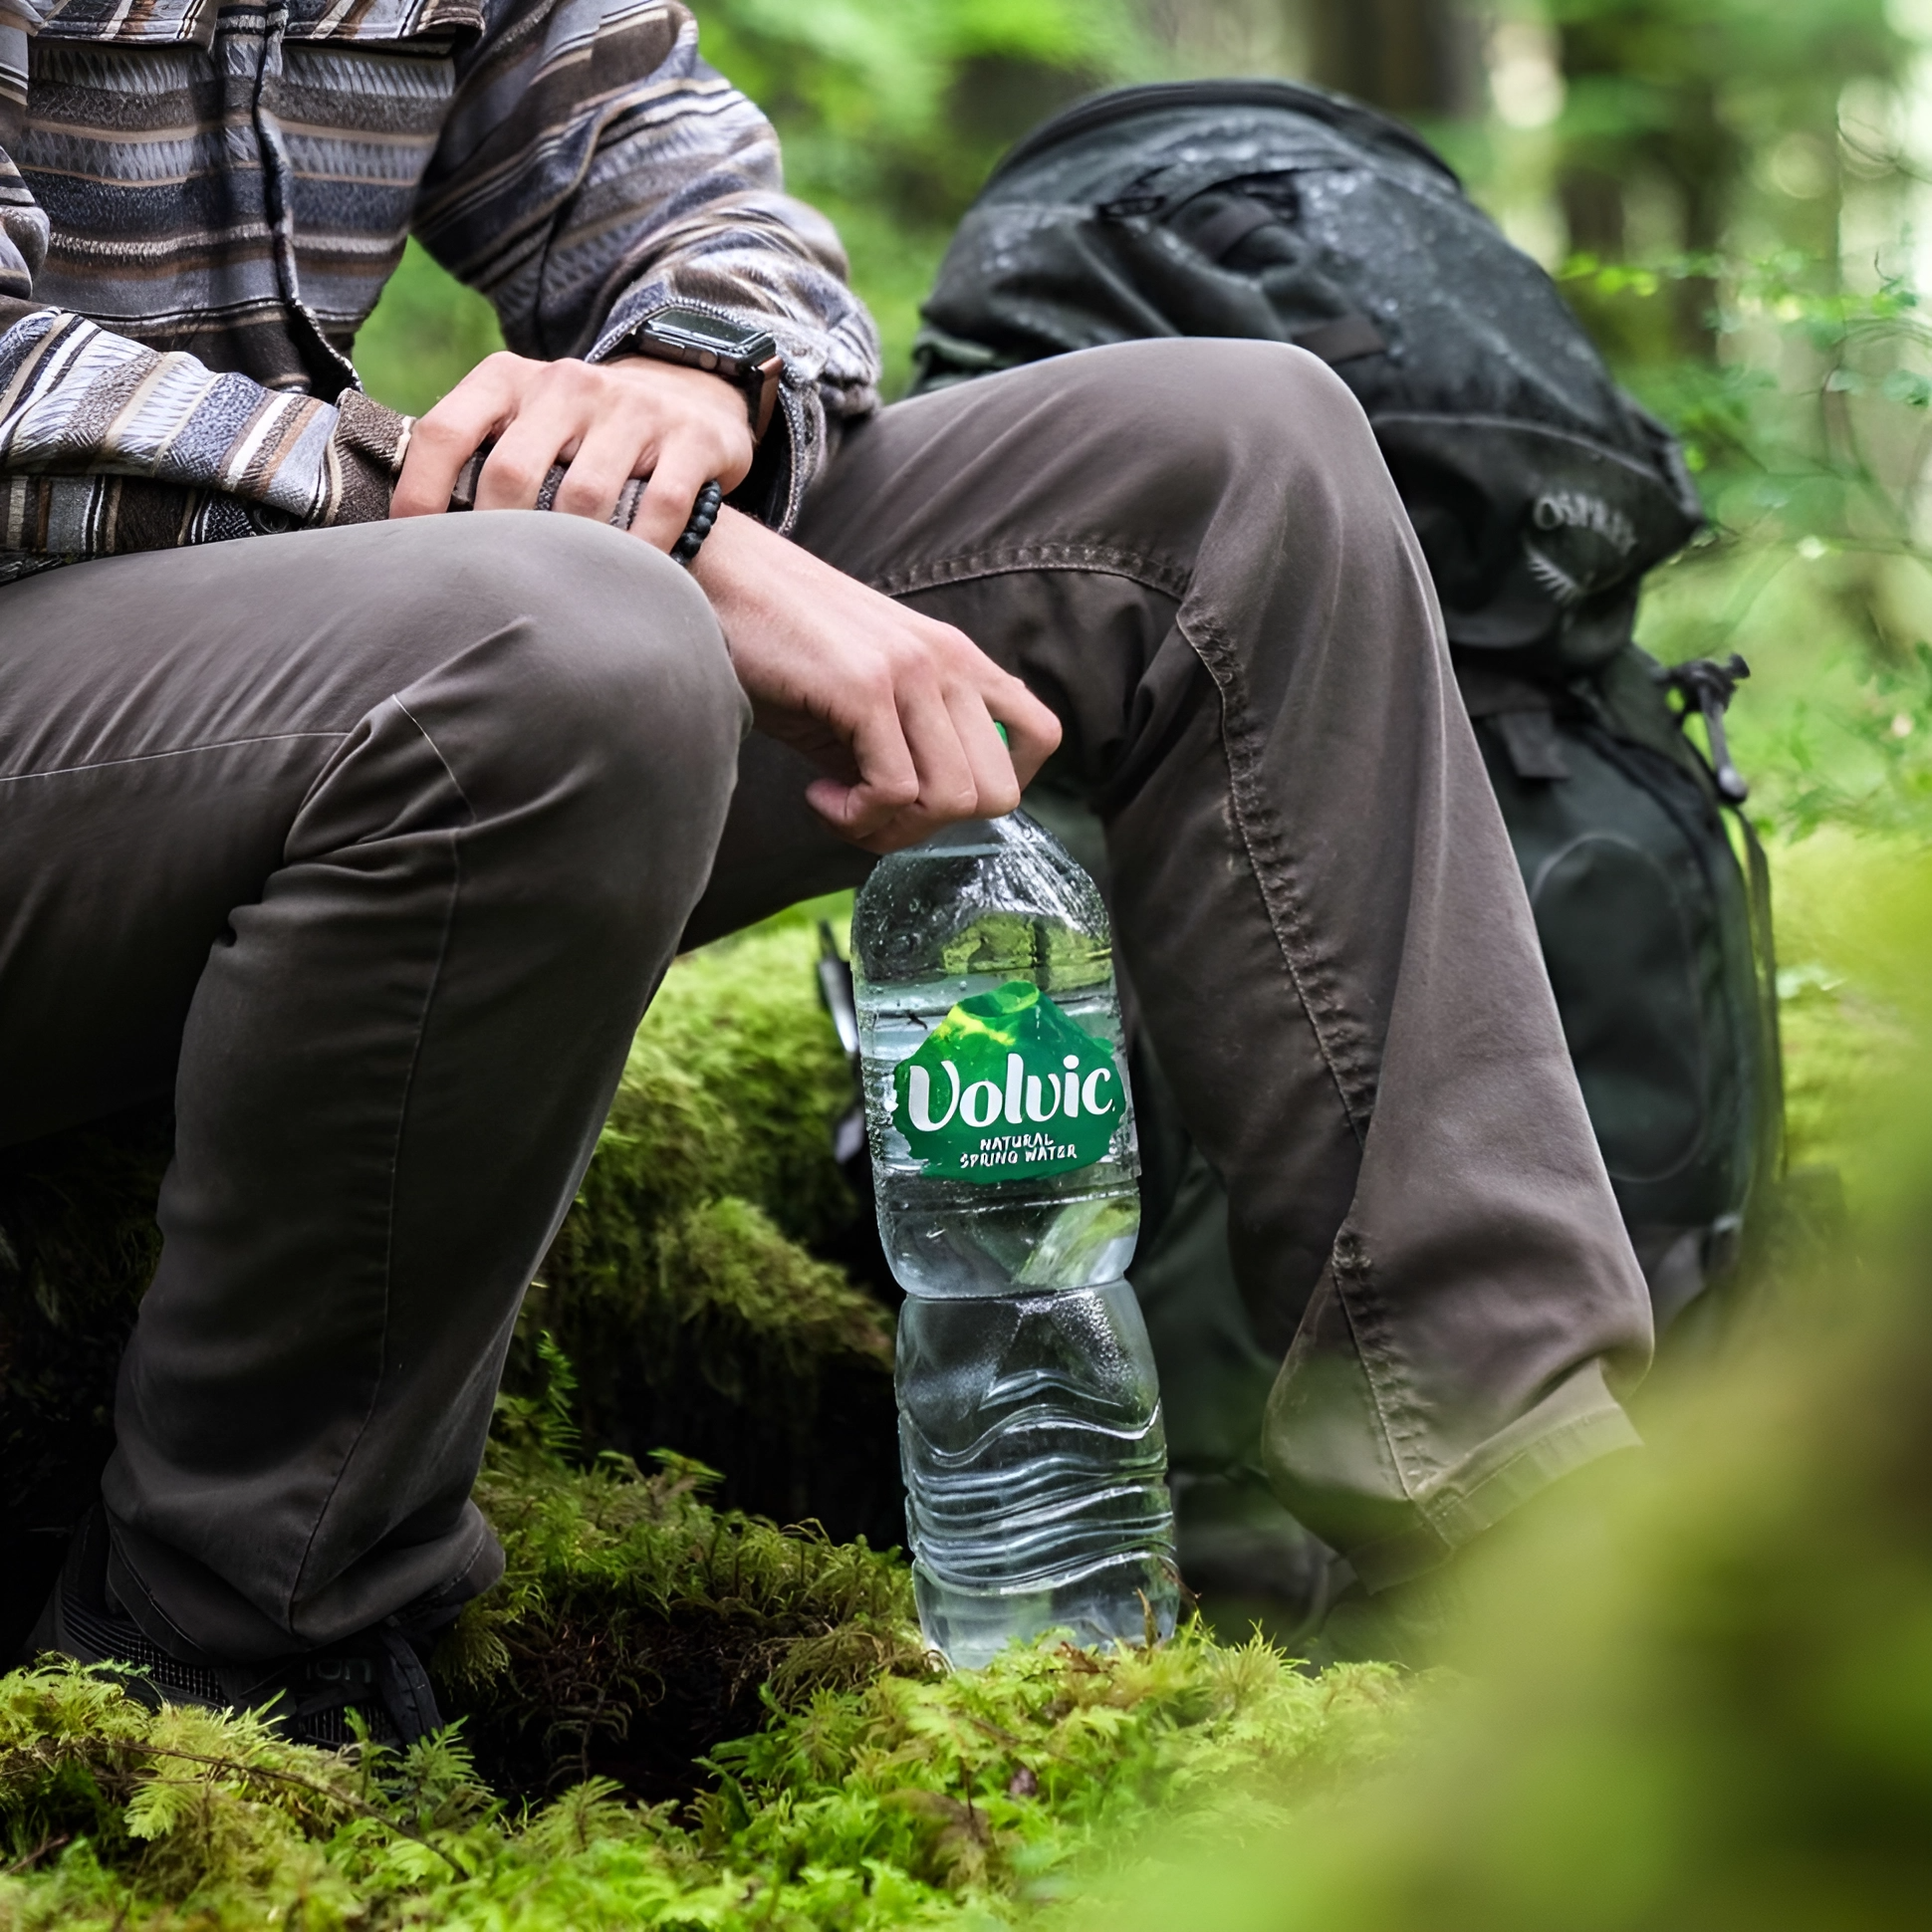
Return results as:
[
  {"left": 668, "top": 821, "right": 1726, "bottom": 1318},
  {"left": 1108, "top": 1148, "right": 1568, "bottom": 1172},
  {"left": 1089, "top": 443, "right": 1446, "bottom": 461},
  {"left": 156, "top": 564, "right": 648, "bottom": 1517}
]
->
[{"left": 853, "top": 808, "right": 1180, "bottom": 1666}]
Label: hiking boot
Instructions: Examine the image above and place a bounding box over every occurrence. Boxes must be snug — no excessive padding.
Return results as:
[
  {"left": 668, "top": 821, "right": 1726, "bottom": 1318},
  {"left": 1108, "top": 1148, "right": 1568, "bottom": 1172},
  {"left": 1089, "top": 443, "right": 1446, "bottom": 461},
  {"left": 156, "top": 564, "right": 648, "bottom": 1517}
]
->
[{"left": 24, "top": 1508, "right": 444, "bottom": 1750}]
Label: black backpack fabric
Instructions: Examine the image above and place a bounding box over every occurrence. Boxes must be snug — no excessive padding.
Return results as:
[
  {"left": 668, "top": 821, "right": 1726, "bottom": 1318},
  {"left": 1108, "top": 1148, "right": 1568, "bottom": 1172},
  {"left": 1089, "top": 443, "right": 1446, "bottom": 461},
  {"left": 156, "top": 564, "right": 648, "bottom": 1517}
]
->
[
  {"left": 913, "top": 78, "right": 1705, "bottom": 677},
  {"left": 909, "top": 79, "right": 1783, "bottom": 1328}
]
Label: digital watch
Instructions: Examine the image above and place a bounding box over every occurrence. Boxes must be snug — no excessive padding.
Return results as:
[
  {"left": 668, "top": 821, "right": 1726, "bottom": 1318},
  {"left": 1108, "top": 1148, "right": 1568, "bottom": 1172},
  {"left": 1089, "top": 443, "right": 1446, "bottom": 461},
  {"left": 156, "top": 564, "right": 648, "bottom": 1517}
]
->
[{"left": 622, "top": 304, "right": 784, "bottom": 443}]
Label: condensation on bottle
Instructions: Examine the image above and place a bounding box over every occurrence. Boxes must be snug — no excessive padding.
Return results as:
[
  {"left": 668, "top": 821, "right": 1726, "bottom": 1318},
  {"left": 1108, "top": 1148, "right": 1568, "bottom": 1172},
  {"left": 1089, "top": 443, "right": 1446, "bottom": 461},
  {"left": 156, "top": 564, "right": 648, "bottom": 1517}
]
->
[{"left": 853, "top": 810, "right": 1180, "bottom": 1666}]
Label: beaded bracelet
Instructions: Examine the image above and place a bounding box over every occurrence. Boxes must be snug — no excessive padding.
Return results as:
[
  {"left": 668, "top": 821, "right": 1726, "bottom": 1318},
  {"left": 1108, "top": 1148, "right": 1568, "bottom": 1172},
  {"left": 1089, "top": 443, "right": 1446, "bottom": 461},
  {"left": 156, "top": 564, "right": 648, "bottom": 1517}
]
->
[
  {"left": 672, "top": 480, "right": 724, "bottom": 568},
  {"left": 447, "top": 454, "right": 724, "bottom": 567}
]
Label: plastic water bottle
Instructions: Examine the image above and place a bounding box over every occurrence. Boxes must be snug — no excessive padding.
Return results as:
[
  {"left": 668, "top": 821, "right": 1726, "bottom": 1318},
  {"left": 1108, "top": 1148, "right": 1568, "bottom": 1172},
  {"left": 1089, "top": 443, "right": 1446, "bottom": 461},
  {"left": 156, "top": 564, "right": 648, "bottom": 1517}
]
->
[{"left": 852, "top": 809, "right": 1180, "bottom": 1666}]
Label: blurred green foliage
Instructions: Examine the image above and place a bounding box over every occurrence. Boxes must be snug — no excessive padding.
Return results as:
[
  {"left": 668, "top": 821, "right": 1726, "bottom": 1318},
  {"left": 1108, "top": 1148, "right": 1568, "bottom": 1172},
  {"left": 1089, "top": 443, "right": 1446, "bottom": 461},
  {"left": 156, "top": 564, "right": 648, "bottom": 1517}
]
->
[
  {"left": 1079, "top": 1134, "right": 1932, "bottom": 1932},
  {"left": 1593, "top": 257, "right": 1932, "bottom": 839},
  {"left": 690, "top": 0, "right": 1150, "bottom": 378},
  {"left": 353, "top": 239, "right": 503, "bottom": 421},
  {"left": 1544, "top": 0, "right": 1899, "bottom": 358},
  {"left": 40, "top": 5, "right": 1932, "bottom": 1926},
  {"left": 354, "top": 0, "right": 1154, "bottom": 409}
]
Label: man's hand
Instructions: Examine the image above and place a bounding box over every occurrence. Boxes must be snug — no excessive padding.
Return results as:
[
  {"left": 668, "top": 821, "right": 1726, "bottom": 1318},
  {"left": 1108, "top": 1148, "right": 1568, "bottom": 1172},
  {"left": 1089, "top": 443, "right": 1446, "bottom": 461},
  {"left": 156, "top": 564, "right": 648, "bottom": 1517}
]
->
[
  {"left": 388, "top": 349, "right": 1059, "bottom": 849},
  {"left": 694, "top": 507, "right": 1061, "bottom": 852},
  {"left": 390, "top": 351, "right": 751, "bottom": 551}
]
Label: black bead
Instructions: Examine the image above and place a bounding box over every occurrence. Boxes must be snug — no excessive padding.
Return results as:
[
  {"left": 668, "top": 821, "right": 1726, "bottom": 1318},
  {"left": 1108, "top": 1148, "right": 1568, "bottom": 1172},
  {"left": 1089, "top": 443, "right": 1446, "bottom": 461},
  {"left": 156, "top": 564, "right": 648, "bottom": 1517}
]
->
[{"left": 672, "top": 480, "right": 725, "bottom": 567}]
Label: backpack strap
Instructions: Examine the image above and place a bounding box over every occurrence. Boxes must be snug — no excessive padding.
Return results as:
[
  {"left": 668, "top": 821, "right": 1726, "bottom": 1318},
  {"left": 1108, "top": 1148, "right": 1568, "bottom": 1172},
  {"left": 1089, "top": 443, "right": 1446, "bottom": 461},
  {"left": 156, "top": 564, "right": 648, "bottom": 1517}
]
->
[
  {"left": 1169, "top": 192, "right": 1280, "bottom": 261},
  {"left": 1164, "top": 193, "right": 1389, "bottom": 365},
  {"left": 1454, "top": 659, "right": 1571, "bottom": 782}
]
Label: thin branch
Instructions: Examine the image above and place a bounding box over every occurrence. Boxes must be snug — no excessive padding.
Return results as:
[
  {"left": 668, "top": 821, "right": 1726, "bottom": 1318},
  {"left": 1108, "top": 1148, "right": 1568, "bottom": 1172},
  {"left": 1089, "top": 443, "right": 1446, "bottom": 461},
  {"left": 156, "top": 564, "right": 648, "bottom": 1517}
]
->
[
  {"left": 966, "top": 1709, "right": 1076, "bottom": 1769},
  {"left": 1, "top": 1832, "right": 72, "bottom": 1878},
  {"left": 1838, "top": 126, "right": 1932, "bottom": 191}
]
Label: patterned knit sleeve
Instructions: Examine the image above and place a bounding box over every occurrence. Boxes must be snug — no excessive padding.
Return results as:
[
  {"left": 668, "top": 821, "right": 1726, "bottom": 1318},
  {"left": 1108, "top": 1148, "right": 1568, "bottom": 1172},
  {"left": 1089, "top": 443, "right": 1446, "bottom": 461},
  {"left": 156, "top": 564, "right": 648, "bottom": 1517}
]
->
[
  {"left": 0, "top": 8, "right": 47, "bottom": 305},
  {"left": 416, "top": 0, "right": 881, "bottom": 532},
  {"left": 0, "top": 7, "right": 402, "bottom": 578}
]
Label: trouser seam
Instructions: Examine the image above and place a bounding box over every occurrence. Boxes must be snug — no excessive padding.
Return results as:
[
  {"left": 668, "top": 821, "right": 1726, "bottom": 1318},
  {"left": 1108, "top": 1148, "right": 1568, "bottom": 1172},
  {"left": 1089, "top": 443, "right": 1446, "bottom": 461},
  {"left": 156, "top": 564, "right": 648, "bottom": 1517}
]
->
[
  {"left": 285, "top": 695, "right": 473, "bottom": 1628},
  {"left": 872, "top": 544, "right": 1372, "bottom": 1139},
  {"left": 0, "top": 731, "right": 348, "bottom": 786},
  {"left": 867, "top": 542, "right": 1192, "bottom": 604},
  {"left": 1330, "top": 1227, "right": 1434, "bottom": 1501},
  {"left": 1184, "top": 595, "right": 1416, "bottom": 1510},
  {"left": 1178, "top": 607, "right": 1378, "bottom": 1136}
]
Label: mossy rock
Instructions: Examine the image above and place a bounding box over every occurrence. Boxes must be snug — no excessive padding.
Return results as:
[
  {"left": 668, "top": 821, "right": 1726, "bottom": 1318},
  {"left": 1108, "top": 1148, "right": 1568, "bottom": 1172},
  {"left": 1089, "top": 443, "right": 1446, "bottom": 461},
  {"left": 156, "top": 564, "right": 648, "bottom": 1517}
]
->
[
  {"left": 0, "top": 1323, "right": 1416, "bottom": 1925},
  {"left": 504, "top": 917, "right": 903, "bottom": 1546},
  {"left": 0, "top": 1105, "right": 172, "bottom": 1657},
  {"left": 0, "top": 918, "right": 901, "bottom": 1663},
  {"left": 438, "top": 1362, "right": 925, "bottom": 1803}
]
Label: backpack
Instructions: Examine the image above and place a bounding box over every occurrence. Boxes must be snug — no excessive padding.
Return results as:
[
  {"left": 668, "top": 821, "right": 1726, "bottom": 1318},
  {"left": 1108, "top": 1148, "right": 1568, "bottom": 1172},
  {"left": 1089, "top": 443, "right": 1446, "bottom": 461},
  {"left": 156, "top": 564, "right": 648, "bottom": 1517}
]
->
[{"left": 908, "top": 79, "right": 1784, "bottom": 1334}]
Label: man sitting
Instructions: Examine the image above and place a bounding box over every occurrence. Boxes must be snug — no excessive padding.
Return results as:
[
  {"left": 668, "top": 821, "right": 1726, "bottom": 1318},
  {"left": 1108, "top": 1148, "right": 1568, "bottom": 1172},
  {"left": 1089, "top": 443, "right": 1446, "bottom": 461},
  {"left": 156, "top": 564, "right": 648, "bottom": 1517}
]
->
[{"left": 1, "top": 0, "right": 1650, "bottom": 1739}]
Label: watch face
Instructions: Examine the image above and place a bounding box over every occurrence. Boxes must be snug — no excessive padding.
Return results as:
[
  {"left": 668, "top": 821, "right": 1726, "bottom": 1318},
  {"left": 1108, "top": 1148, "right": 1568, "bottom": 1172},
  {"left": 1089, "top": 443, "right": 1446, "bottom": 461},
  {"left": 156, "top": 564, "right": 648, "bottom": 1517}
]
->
[{"left": 647, "top": 305, "right": 775, "bottom": 361}]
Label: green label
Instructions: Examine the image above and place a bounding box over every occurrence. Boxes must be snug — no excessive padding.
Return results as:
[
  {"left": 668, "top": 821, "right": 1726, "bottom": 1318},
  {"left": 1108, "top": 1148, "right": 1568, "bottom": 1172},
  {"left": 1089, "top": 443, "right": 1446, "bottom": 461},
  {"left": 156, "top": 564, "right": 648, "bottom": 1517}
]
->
[{"left": 890, "top": 980, "right": 1123, "bottom": 1183}]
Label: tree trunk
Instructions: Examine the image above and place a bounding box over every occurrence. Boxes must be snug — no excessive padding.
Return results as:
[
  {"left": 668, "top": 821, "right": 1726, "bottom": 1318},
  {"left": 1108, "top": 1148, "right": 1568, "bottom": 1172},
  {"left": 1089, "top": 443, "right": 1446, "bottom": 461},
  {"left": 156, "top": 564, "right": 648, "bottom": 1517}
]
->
[
  {"left": 1304, "top": 0, "right": 1478, "bottom": 118},
  {"left": 1556, "top": 5, "right": 1738, "bottom": 362}
]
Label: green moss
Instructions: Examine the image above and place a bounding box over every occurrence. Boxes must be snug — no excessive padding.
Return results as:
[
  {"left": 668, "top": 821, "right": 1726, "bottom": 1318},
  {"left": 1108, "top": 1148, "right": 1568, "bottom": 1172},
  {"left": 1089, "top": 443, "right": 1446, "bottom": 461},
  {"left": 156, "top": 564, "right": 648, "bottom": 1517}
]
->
[
  {"left": 511, "top": 921, "right": 901, "bottom": 1543},
  {"left": 439, "top": 1362, "right": 921, "bottom": 1803},
  {"left": 1768, "top": 835, "right": 1932, "bottom": 1190},
  {"left": 532, "top": 1186, "right": 890, "bottom": 1440},
  {"left": 0, "top": 1316, "right": 1406, "bottom": 1911},
  {"left": 688, "top": 1635, "right": 1414, "bottom": 1906},
  {"left": 0, "top": 1322, "right": 1412, "bottom": 1929},
  {"left": 0, "top": 1631, "right": 1413, "bottom": 1931},
  {"left": 577, "top": 923, "right": 858, "bottom": 1255}
]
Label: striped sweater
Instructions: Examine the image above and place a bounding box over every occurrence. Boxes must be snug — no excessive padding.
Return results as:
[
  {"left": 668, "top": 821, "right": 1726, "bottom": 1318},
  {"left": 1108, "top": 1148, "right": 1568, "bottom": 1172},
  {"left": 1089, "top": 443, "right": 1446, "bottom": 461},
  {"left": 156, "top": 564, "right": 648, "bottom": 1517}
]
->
[{"left": 0, "top": 0, "right": 880, "bottom": 581}]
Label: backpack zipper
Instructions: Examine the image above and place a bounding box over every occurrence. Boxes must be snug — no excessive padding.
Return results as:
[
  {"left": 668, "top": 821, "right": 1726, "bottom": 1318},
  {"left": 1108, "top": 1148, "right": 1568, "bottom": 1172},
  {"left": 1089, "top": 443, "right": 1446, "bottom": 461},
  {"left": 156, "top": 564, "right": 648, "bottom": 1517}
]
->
[{"left": 983, "top": 79, "right": 1458, "bottom": 192}]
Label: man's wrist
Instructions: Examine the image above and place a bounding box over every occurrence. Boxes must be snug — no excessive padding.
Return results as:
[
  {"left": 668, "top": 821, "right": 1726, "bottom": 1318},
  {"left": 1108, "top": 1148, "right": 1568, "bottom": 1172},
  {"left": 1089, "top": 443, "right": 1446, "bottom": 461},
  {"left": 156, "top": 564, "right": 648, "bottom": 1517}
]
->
[
  {"left": 689, "top": 506, "right": 781, "bottom": 629},
  {"left": 690, "top": 503, "right": 756, "bottom": 586},
  {"left": 605, "top": 306, "right": 785, "bottom": 443},
  {"left": 602, "top": 353, "right": 745, "bottom": 415}
]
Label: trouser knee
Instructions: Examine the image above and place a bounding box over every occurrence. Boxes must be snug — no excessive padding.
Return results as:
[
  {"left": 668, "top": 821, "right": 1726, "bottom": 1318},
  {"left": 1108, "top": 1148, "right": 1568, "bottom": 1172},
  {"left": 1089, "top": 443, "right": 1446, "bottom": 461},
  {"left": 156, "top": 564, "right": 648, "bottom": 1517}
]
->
[
  {"left": 320, "top": 513, "right": 750, "bottom": 942},
  {"left": 1046, "top": 336, "right": 1397, "bottom": 530}
]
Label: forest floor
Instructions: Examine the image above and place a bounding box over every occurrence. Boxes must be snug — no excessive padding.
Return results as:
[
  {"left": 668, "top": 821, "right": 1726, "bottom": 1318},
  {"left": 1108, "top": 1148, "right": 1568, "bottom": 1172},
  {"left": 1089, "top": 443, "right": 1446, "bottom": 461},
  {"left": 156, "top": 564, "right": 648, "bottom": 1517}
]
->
[{"left": 1, "top": 816, "right": 1916, "bottom": 1929}]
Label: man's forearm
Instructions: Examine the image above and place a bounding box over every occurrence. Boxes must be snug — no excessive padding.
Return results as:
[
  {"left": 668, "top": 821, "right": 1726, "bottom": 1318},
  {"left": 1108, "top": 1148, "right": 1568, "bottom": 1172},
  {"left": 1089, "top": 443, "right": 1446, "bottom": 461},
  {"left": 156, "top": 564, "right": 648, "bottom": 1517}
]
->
[
  {"left": 418, "top": 0, "right": 881, "bottom": 536},
  {"left": 0, "top": 310, "right": 406, "bottom": 573}
]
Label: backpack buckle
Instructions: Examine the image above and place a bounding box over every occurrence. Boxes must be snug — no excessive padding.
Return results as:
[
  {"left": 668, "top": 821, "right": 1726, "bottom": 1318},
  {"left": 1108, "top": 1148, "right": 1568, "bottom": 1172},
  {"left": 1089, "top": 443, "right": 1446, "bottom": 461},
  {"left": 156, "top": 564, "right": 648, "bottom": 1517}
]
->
[{"left": 1658, "top": 654, "right": 1751, "bottom": 804}]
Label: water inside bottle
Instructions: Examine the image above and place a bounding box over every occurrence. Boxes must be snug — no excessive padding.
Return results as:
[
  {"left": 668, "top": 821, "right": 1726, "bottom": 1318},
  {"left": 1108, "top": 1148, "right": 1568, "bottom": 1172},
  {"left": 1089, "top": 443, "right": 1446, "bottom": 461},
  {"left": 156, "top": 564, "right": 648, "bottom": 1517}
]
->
[{"left": 896, "top": 1281, "right": 1179, "bottom": 1666}]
